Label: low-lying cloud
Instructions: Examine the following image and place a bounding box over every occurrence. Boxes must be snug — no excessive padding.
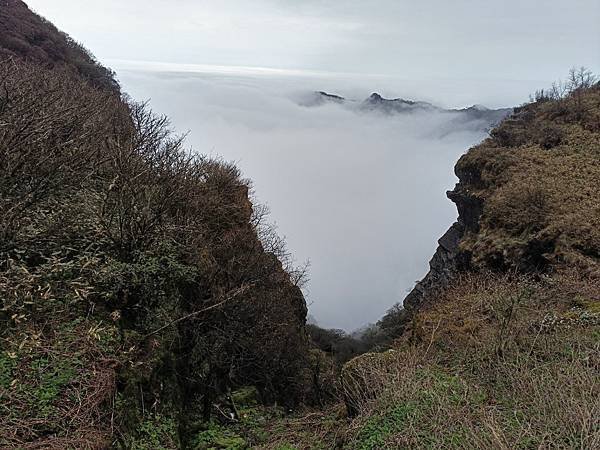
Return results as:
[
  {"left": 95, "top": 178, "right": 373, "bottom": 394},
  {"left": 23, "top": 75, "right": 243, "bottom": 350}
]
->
[{"left": 115, "top": 67, "right": 499, "bottom": 330}]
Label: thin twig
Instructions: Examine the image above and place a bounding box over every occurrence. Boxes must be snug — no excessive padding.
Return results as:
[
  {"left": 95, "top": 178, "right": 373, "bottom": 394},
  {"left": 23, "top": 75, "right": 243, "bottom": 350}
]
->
[
  {"left": 143, "top": 283, "right": 255, "bottom": 339},
  {"left": 424, "top": 318, "right": 442, "bottom": 357}
]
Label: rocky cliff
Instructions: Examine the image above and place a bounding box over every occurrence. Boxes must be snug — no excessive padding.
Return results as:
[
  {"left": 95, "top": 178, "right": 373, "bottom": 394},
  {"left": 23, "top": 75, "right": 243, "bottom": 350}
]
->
[{"left": 403, "top": 77, "right": 600, "bottom": 313}]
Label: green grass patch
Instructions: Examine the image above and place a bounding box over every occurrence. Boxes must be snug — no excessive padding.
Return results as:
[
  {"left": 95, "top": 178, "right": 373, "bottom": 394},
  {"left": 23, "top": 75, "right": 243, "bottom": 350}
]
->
[
  {"left": 0, "top": 352, "right": 17, "bottom": 389},
  {"left": 192, "top": 421, "right": 247, "bottom": 449},
  {"left": 355, "top": 403, "right": 417, "bottom": 450},
  {"left": 28, "top": 357, "right": 77, "bottom": 416},
  {"left": 129, "top": 414, "right": 180, "bottom": 450}
]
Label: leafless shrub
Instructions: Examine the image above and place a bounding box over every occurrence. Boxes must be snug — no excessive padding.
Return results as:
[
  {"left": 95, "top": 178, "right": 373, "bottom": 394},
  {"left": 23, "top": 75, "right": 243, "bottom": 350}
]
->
[
  {"left": 530, "top": 67, "right": 597, "bottom": 103},
  {"left": 0, "top": 59, "right": 125, "bottom": 240}
]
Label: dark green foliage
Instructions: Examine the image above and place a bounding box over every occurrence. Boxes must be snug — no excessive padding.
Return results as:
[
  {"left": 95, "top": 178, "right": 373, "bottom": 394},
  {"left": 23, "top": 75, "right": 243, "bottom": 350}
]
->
[
  {"left": 0, "top": 52, "right": 310, "bottom": 447},
  {"left": 127, "top": 414, "right": 180, "bottom": 450},
  {"left": 307, "top": 324, "right": 369, "bottom": 366},
  {"left": 191, "top": 422, "right": 247, "bottom": 450},
  {"left": 374, "top": 303, "right": 410, "bottom": 343},
  {"left": 0, "top": 352, "right": 16, "bottom": 389},
  {"left": 306, "top": 302, "right": 410, "bottom": 369}
]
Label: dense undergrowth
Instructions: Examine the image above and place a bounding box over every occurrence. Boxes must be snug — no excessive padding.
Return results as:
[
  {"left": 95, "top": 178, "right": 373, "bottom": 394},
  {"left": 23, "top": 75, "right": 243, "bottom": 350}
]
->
[{"left": 0, "top": 43, "right": 312, "bottom": 450}]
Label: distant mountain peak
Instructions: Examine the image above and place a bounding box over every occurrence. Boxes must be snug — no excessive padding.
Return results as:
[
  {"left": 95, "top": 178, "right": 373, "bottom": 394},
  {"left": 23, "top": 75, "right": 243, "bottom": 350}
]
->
[
  {"left": 463, "top": 104, "right": 490, "bottom": 111},
  {"left": 299, "top": 90, "right": 513, "bottom": 134},
  {"left": 317, "top": 91, "right": 345, "bottom": 101},
  {"left": 361, "top": 93, "right": 437, "bottom": 113},
  {"left": 299, "top": 91, "right": 346, "bottom": 106},
  {"left": 365, "top": 93, "right": 421, "bottom": 105}
]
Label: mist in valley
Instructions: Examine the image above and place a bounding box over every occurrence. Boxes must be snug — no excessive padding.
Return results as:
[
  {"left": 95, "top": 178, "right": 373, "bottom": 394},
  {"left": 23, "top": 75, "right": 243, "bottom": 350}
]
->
[{"left": 113, "top": 65, "right": 510, "bottom": 330}]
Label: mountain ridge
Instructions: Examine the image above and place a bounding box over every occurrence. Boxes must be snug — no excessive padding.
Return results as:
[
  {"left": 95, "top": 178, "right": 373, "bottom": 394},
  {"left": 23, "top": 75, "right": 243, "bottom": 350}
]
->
[{"left": 302, "top": 90, "right": 513, "bottom": 130}]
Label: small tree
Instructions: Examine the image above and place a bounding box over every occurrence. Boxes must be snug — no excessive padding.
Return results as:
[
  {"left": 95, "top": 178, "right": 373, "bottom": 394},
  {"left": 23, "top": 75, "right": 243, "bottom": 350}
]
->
[{"left": 567, "top": 67, "right": 597, "bottom": 119}]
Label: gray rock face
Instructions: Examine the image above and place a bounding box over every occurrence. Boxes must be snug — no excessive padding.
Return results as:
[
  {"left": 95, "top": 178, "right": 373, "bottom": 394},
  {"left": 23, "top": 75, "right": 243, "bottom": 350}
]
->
[
  {"left": 403, "top": 221, "right": 466, "bottom": 312},
  {"left": 403, "top": 176, "right": 484, "bottom": 312}
]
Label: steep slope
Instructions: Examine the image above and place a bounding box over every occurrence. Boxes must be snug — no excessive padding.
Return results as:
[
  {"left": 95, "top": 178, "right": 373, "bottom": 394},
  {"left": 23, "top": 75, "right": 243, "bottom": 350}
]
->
[
  {"left": 0, "top": 6, "right": 312, "bottom": 449},
  {"left": 404, "top": 78, "right": 600, "bottom": 313},
  {"left": 0, "top": 0, "right": 118, "bottom": 91}
]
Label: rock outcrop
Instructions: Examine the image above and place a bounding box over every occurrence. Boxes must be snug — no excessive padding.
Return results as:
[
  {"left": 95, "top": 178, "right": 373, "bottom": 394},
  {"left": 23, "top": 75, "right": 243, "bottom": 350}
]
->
[
  {"left": 403, "top": 222, "right": 466, "bottom": 312},
  {"left": 403, "top": 80, "right": 600, "bottom": 313}
]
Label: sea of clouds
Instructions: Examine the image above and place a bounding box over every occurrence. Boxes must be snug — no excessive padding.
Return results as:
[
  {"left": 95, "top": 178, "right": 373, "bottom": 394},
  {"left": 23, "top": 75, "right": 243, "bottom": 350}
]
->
[{"left": 113, "top": 64, "right": 519, "bottom": 330}]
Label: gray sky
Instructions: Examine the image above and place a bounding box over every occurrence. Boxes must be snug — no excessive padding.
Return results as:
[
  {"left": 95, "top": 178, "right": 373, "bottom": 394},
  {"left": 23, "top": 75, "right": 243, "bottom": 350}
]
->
[
  {"left": 27, "top": 0, "right": 600, "bottom": 88},
  {"left": 24, "top": 1, "right": 600, "bottom": 329}
]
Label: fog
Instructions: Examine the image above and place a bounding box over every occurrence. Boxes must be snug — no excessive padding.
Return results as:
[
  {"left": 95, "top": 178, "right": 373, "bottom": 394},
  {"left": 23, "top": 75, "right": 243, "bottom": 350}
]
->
[{"left": 111, "top": 64, "right": 515, "bottom": 330}]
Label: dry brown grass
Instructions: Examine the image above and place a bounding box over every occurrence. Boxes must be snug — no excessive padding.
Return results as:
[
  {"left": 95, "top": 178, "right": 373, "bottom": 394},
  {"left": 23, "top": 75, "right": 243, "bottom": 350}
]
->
[
  {"left": 253, "top": 404, "right": 348, "bottom": 450},
  {"left": 455, "top": 85, "right": 600, "bottom": 276},
  {"left": 338, "top": 272, "right": 599, "bottom": 449}
]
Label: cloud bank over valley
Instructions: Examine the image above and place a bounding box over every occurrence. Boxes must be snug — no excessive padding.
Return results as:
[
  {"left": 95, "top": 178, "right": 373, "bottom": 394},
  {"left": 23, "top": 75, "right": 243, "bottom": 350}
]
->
[{"left": 115, "top": 65, "right": 510, "bottom": 329}]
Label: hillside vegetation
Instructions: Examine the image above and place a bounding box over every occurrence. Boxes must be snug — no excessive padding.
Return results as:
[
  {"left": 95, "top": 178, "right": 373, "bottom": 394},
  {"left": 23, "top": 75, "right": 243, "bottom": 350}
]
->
[
  {"left": 0, "top": 0, "right": 118, "bottom": 91},
  {"left": 0, "top": 5, "right": 314, "bottom": 448},
  {"left": 249, "top": 77, "right": 600, "bottom": 450},
  {"left": 454, "top": 72, "right": 600, "bottom": 275}
]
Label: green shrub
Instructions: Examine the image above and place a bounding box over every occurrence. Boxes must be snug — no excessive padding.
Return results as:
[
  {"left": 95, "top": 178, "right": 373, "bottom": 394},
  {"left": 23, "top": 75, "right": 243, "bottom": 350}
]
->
[
  {"left": 129, "top": 414, "right": 180, "bottom": 450},
  {"left": 191, "top": 422, "right": 247, "bottom": 450}
]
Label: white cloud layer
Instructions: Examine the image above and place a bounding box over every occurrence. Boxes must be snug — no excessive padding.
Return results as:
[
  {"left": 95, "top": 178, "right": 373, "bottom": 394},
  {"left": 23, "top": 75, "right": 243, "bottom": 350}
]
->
[{"left": 114, "top": 66, "right": 498, "bottom": 329}]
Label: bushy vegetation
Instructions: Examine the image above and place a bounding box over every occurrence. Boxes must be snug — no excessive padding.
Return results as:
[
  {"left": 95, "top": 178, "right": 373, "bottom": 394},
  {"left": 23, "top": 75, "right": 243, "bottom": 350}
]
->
[
  {"left": 0, "top": 53, "right": 311, "bottom": 447},
  {"left": 306, "top": 305, "right": 410, "bottom": 369},
  {"left": 454, "top": 72, "right": 600, "bottom": 274},
  {"left": 0, "top": 0, "right": 118, "bottom": 90}
]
